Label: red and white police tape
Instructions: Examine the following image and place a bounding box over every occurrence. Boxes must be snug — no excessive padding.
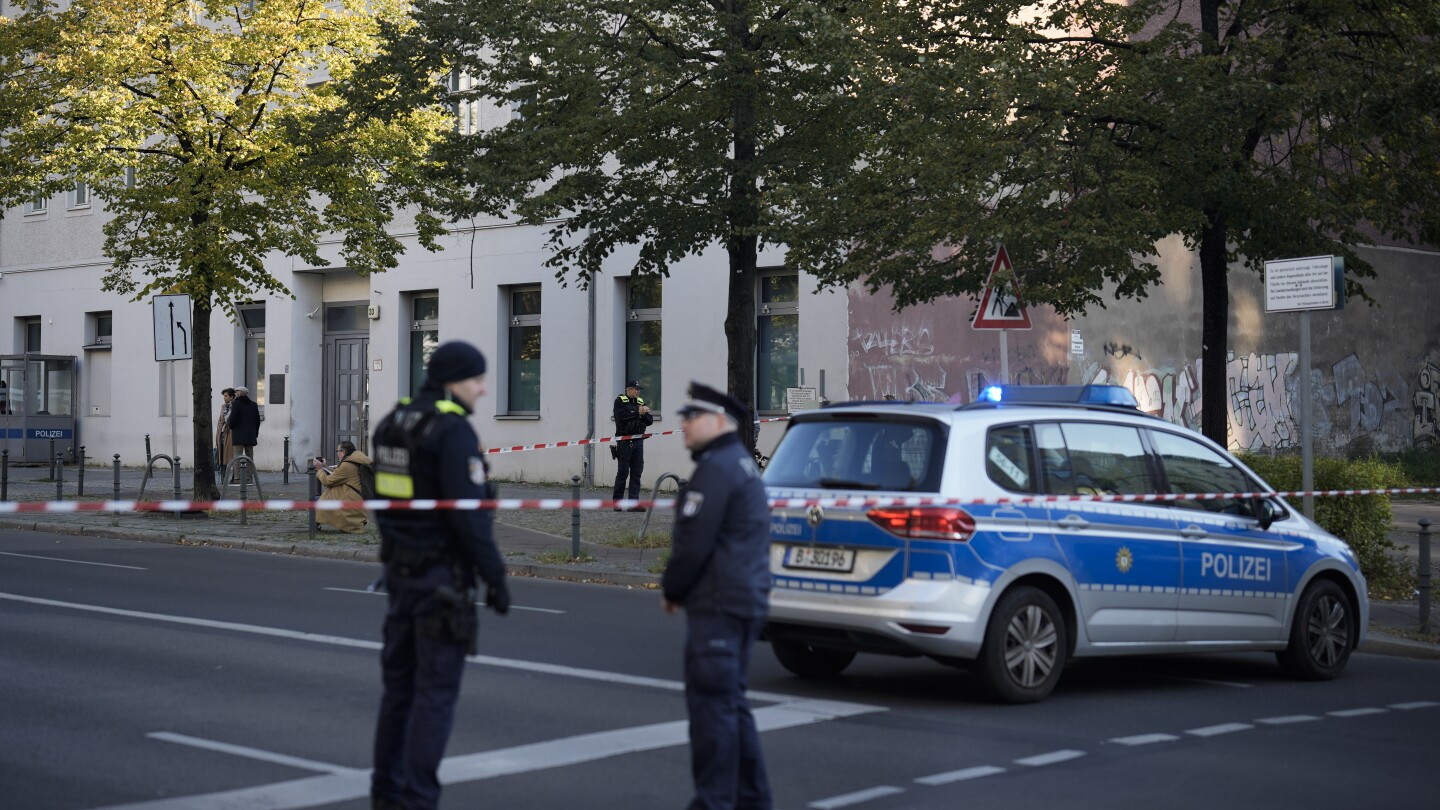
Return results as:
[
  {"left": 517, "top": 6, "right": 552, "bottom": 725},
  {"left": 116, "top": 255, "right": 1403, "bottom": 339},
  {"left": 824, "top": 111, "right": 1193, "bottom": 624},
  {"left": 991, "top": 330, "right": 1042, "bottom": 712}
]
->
[
  {"left": 2, "top": 487, "right": 1438, "bottom": 514},
  {"left": 483, "top": 416, "right": 792, "bottom": 454}
]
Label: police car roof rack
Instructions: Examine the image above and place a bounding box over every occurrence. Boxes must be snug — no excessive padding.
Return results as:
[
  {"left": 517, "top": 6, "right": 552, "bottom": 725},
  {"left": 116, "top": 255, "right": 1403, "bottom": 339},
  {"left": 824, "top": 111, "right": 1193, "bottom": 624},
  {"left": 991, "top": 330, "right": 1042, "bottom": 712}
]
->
[{"left": 958, "top": 384, "right": 1147, "bottom": 414}]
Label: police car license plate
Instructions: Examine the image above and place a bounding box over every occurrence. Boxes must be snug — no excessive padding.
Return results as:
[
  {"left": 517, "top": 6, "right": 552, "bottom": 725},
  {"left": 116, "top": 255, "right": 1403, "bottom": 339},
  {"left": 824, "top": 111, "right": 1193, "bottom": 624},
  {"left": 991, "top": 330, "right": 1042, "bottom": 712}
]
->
[{"left": 784, "top": 546, "right": 855, "bottom": 573}]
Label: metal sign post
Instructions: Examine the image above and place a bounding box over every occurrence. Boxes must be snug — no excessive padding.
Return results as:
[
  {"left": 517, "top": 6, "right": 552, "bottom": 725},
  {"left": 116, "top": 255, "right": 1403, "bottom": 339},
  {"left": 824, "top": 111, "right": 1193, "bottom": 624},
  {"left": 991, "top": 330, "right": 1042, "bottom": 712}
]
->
[
  {"left": 1264, "top": 256, "right": 1344, "bottom": 520},
  {"left": 153, "top": 294, "right": 194, "bottom": 464},
  {"left": 972, "top": 244, "right": 1032, "bottom": 385}
]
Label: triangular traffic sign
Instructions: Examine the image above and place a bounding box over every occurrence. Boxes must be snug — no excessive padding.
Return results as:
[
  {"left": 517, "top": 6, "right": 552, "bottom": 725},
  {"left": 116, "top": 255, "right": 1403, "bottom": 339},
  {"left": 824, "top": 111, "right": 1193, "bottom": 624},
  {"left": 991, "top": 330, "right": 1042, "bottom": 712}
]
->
[{"left": 972, "top": 244, "right": 1032, "bottom": 330}]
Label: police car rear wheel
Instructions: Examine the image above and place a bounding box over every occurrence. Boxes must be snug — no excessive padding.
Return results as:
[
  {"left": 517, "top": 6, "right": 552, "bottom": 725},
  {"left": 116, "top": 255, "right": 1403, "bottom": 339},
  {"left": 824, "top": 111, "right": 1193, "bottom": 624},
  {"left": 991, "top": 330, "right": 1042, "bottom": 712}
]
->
[
  {"left": 771, "top": 638, "right": 856, "bottom": 678},
  {"left": 1276, "top": 579, "right": 1354, "bottom": 681},
  {"left": 974, "top": 586, "right": 1067, "bottom": 704}
]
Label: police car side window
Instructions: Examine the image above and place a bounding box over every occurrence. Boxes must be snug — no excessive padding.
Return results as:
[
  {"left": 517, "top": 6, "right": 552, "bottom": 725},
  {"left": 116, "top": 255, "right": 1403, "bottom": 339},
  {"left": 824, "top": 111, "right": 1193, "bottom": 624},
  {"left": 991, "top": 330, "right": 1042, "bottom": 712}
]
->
[
  {"left": 1148, "top": 430, "right": 1251, "bottom": 514},
  {"left": 985, "top": 425, "right": 1038, "bottom": 493},
  {"left": 1035, "top": 423, "right": 1075, "bottom": 495},
  {"left": 1058, "top": 423, "right": 1155, "bottom": 496}
]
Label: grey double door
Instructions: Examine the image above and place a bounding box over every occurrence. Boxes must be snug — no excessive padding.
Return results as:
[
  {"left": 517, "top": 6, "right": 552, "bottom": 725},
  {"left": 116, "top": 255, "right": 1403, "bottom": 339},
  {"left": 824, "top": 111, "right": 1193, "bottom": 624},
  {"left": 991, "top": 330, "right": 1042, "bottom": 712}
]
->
[{"left": 324, "top": 334, "right": 369, "bottom": 453}]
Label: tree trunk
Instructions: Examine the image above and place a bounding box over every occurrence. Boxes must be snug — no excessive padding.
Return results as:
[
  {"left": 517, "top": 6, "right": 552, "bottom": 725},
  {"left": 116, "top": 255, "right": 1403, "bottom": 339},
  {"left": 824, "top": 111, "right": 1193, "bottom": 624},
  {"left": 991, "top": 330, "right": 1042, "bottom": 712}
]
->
[
  {"left": 723, "top": 0, "right": 760, "bottom": 453},
  {"left": 1199, "top": 212, "right": 1230, "bottom": 448},
  {"left": 725, "top": 238, "right": 758, "bottom": 452},
  {"left": 191, "top": 295, "right": 220, "bottom": 501}
]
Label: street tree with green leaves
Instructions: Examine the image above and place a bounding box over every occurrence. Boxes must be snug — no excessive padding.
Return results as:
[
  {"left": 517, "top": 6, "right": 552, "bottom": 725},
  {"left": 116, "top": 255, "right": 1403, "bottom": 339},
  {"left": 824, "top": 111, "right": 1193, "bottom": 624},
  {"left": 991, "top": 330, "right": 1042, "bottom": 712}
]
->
[
  {"left": 799, "top": 0, "right": 1440, "bottom": 447},
  {"left": 0, "top": 0, "right": 452, "bottom": 497},
  {"left": 408, "top": 0, "right": 898, "bottom": 431}
]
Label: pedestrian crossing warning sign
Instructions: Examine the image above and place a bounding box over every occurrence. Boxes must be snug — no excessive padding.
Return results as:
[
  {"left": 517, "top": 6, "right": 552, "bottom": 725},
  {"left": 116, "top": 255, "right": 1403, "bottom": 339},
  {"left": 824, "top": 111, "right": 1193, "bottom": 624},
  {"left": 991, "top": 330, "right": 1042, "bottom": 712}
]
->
[{"left": 972, "top": 244, "right": 1032, "bottom": 330}]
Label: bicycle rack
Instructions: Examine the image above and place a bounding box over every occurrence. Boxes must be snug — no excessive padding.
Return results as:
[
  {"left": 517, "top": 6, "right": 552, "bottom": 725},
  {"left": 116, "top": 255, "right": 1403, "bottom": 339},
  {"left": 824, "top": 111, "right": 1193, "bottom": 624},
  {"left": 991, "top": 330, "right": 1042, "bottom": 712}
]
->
[
  {"left": 638, "top": 472, "right": 687, "bottom": 541},
  {"left": 221, "top": 456, "right": 264, "bottom": 500},
  {"left": 136, "top": 454, "right": 182, "bottom": 507}
]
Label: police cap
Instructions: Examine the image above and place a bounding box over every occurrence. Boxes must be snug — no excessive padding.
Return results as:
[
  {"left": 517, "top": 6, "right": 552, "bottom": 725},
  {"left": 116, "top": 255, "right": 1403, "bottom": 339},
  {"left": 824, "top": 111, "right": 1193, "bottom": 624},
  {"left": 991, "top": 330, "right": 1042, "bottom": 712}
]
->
[
  {"left": 677, "top": 381, "right": 747, "bottom": 427},
  {"left": 624, "top": 380, "right": 644, "bottom": 390},
  {"left": 427, "top": 341, "right": 488, "bottom": 384}
]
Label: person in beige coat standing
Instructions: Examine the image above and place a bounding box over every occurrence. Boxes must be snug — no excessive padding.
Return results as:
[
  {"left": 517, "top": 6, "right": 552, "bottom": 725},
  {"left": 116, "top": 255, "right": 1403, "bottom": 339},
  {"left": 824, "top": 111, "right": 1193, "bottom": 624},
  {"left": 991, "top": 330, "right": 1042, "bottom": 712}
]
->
[{"left": 311, "top": 440, "right": 372, "bottom": 533}]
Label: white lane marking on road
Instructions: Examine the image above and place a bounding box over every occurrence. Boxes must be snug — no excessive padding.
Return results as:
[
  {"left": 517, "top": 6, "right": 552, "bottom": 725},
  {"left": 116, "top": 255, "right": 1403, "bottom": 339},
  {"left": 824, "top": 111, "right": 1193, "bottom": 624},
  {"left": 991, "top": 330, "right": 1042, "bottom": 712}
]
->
[
  {"left": 1110, "top": 733, "right": 1180, "bottom": 746},
  {"left": 323, "top": 586, "right": 565, "bottom": 614},
  {"left": 148, "top": 732, "right": 360, "bottom": 775},
  {"left": 97, "top": 701, "right": 887, "bottom": 810},
  {"left": 808, "top": 786, "right": 905, "bottom": 809},
  {"left": 1327, "top": 707, "right": 1387, "bottom": 718},
  {"left": 1254, "top": 715, "right": 1321, "bottom": 725},
  {"left": 1015, "top": 750, "right": 1086, "bottom": 767},
  {"left": 0, "top": 550, "right": 146, "bottom": 570},
  {"left": 0, "top": 591, "right": 839, "bottom": 707},
  {"left": 914, "top": 765, "right": 1006, "bottom": 785},
  {"left": 1186, "top": 722, "right": 1253, "bottom": 737},
  {"left": 1389, "top": 701, "right": 1440, "bottom": 710}
]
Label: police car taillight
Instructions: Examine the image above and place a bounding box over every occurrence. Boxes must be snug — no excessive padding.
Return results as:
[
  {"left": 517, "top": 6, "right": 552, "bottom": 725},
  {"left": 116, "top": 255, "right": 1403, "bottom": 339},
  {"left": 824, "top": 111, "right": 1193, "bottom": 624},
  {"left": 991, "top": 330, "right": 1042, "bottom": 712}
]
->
[{"left": 866, "top": 507, "right": 976, "bottom": 541}]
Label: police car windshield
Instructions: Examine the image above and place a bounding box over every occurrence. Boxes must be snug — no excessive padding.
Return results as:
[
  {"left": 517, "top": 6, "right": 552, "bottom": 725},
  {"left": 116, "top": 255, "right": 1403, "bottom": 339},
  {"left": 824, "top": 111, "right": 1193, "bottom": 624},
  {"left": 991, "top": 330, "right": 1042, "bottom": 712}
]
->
[{"left": 764, "top": 417, "right": 946, "bottom": 492}]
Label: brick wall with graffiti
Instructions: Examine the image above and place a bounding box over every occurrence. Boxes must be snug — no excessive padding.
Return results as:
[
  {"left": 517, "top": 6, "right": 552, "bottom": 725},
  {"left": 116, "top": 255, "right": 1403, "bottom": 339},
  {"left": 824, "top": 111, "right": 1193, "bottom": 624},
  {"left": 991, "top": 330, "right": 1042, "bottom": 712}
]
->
[{"left": 847, "top": 244, "right": 1439, "bottom": 455}]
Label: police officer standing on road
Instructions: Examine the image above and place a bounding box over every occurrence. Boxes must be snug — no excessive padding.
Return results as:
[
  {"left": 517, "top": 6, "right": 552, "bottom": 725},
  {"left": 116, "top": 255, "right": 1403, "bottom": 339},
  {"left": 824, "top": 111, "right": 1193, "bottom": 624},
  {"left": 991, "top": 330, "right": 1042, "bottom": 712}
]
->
[
  {"left": 661, "top": 382, "right": 773, "bottom": 810},
  {"left": 369, "top": 341, "right": 510, "bottom": 810},
  {"left": 612, "top": 379, "right": 654, "bottom": 511}
]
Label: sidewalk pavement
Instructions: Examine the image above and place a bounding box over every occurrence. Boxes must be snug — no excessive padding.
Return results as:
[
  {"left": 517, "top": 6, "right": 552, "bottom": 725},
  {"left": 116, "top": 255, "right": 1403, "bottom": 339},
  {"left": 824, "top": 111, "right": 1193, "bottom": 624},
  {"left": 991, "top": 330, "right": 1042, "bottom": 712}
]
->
[{"left": 2, "top": 461, "right": 1437, "bottom": 661}]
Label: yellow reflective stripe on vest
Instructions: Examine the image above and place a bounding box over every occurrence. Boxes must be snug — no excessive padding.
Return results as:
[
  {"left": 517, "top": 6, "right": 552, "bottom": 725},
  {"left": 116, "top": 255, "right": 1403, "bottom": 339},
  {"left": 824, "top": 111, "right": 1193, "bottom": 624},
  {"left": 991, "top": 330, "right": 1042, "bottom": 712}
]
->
[{"left": 436, "top": 400, "right": 465, "bottom": 415}]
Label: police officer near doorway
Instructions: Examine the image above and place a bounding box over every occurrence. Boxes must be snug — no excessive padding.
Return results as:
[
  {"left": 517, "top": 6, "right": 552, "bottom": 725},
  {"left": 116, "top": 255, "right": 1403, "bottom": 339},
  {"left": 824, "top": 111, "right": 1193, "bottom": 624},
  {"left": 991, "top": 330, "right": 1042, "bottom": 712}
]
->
[
  {"left": 661, "top": 382, "right": 773, "bottom": 810},
  {"left": 612, "top": 379, "right": 654, "bottom": 511},
  {"left": 369, "top": 341, "right": 510, "bottom": 810}
]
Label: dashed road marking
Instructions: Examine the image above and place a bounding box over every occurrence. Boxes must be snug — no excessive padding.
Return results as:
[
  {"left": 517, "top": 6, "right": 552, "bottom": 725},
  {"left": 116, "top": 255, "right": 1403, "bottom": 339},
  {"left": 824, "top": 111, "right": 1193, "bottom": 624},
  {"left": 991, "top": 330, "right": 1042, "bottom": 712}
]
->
[
  {"left": 808, "top": 785, "right": 905, "bottom": 809},
  {"left": 0, "top": 550, "right": 147, "bottom": 570},
  {"left": 1327, "top": 707, "right": 1387, "bottom": 718},
  {"left": 1186, "top": 722, "right": 1254, "bottom": 737},
  {"left": 1390, "top": 701, "right": 1440, "bottom": 710},
  {"left": 147, "top": 732, "right": 360, "bottom": 775},
  {"left": 1110, "top": 733, "right": 1181, "bottom": 746},
  {"left": 1255, "top": 715, "right": 1321, "bottom": 725},
  {"left": 914, "top": 765, "right": 1006, "bottom": 785},
  {"left": 323, "top": 586, "right": 565, "bottom": 614},
  {"left": 1015, "top": 749, "right": 1086, "bottom": 767}
]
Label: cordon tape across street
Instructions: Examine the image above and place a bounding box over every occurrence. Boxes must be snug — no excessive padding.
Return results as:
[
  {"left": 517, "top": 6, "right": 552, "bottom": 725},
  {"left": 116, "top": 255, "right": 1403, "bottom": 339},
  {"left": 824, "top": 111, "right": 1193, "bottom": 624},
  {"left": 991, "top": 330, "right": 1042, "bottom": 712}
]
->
[{"left": 2, "top": 487, "right": 1437, "bottom": 514}]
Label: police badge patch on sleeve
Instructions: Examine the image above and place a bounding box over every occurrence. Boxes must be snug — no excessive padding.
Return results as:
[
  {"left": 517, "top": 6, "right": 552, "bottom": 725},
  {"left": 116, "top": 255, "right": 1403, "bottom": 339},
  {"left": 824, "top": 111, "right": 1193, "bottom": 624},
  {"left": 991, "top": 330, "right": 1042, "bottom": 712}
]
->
[
  {"left": 469, "top": 456, "right": 487, "bottom": 485},
  {"left": 682, "top": 491, "right": 705, "bottom": 518}
]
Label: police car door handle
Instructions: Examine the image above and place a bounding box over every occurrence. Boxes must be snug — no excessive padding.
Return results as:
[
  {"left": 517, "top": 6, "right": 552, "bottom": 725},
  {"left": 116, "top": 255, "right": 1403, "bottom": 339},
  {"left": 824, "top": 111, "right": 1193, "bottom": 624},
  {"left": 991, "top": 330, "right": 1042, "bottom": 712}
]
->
[
  {"left": 1056, "top": 515, "right": 1090, "bottom": 530},
  {"left": 1179, "top": 525, "right": 1209, "bottom": 538}
]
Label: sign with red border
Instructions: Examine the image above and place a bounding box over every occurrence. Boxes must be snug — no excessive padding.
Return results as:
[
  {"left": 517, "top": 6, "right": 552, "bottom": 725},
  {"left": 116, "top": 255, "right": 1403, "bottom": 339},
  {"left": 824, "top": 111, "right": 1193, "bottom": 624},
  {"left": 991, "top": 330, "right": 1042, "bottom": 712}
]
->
[{"left": 972, "top": 244, "right": 1032, "bottom": 330}]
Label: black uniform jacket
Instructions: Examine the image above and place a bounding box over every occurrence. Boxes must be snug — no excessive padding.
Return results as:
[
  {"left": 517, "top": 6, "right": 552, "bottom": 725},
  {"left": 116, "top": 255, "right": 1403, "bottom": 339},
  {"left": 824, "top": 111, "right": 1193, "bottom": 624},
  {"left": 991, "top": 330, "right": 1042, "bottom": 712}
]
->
[
  {"left": 374, "top": 384, "right": 506, "bottom": 589},
  {"left": 613, "top": 395, "right": 654, "bottom": 440},
  {"left": 227, "top": 395, "right": 261, "bottom": 446},
  {"left": 661, "top": 431, "right": 771, "bottom": 618}
]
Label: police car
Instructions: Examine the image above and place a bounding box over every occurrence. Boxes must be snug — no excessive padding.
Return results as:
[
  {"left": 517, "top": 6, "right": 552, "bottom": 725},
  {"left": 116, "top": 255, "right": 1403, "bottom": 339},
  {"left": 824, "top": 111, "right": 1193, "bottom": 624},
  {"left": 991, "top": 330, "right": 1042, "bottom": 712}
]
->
[{"left": 762, "top": 385, "right": 1367, "bottom": 703}]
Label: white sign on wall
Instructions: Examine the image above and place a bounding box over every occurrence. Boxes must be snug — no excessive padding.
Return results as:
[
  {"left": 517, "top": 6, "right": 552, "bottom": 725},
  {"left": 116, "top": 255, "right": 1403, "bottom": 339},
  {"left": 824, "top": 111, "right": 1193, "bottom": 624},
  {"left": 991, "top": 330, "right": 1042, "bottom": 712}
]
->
[
  {"left": 1264, "top": 255, "right": 1344, "bottom": 313},
  {"left": 786, "top": 387, "right": 819, "bottom": 413}
]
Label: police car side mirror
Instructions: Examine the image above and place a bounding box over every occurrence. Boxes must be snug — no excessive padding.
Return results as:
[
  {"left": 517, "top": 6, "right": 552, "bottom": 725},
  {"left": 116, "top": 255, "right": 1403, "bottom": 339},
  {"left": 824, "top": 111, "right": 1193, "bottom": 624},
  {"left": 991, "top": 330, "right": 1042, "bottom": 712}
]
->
[{"left": 1252, "top": 497, "right": 1279, "bottom": 531}]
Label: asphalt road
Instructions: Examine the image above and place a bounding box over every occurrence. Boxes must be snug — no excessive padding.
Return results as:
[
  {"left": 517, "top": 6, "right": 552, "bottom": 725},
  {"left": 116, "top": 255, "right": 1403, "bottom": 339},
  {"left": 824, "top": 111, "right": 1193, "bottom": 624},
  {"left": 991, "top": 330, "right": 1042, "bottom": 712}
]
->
[{"left": 2, "top": 527, "right": 1436, "bottom": 810}]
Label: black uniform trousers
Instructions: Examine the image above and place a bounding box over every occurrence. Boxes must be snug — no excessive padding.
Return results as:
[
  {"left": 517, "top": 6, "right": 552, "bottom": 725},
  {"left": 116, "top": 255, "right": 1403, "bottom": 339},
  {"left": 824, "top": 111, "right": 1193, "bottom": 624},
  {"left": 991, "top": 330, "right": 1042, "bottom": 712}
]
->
[
  {"left": 684, "top": 611, "right": 772, "bottom": 810},
  {"left": 613, "top": 439, "right": 645, "bottom": 500},
  {"left": 372, "top": 565, "right": 471, "bottom": 810}
]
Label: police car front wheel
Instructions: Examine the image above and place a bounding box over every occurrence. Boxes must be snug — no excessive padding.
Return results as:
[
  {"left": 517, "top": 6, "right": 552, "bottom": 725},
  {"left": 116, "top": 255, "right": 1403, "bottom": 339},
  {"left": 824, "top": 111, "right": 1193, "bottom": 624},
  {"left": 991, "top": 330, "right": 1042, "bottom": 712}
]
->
[
  {"left": 973, "top": 586, "right": 1068, "bottom": 704},
  {"left": 771, "top": 638, "right": 857, "bottom": 679},
  {"left": 1276, "top": 578, "right": 1355, "bottom": 681}
]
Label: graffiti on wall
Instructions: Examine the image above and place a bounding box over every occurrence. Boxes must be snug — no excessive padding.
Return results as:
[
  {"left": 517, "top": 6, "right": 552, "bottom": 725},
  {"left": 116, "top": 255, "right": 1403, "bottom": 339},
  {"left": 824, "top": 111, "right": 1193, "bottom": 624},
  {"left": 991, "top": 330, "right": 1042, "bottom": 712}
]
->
[{"left": 1412, "top": 362, "right": 1439, "bottom": 448}]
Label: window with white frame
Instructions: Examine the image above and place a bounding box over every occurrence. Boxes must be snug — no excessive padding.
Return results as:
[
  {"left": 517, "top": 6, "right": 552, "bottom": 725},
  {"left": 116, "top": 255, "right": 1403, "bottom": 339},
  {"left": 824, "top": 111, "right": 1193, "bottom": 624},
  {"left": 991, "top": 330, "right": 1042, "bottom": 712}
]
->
[
  {"left": 408, "top": 293, "right": 439, "bottom": 396},
  {"left": 123, "top": 166, "right": 137, "bottom": 188},
  {"left": 448, "top": 71, "right": 481, "bottom": 135},
  {"left": 756, "top": 270, "right": 799, "bottom": 414},
  {"left": 238, "top": 303, "right": 267, "bottom": 407},
  {"left": 624, "top": 276, "right": 662, "bottom": 412},
  {"left": 505, "top": 286, "right": 541, "bottom": 413},
  {"left": 68, "top": 181, "right": 90, "bottom": 209},
  {"left": 25, "top": 194, "right": 47, "bottom": 214}
]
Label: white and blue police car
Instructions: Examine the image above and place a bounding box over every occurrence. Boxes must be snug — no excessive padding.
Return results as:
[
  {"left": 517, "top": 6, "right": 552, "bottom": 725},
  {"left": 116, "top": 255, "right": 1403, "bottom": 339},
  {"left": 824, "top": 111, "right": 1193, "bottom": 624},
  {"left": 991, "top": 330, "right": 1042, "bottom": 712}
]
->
[{"left": 762, "top": 385, "right": 1368, "bottom": 703}]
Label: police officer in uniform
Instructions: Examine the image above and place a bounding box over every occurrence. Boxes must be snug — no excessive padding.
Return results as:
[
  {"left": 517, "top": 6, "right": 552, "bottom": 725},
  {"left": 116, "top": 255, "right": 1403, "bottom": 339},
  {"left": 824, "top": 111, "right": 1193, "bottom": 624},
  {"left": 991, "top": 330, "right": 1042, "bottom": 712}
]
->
[
  {"left": 661, "top": 382, "right": 773, "bottom": 810},
  {"left": 612, "top": 379, "right": 654, "bottom": 511},
  {"left": 369, "top": 341, "right": 510, "bottom": 810}
]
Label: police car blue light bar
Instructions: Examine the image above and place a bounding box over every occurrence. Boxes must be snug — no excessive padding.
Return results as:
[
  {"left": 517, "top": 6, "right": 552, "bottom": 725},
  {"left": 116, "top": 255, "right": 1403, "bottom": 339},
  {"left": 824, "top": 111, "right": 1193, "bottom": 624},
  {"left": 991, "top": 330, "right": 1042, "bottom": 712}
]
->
[{"left": 976, "top": 384, "right": 1139, "bottom": 409}]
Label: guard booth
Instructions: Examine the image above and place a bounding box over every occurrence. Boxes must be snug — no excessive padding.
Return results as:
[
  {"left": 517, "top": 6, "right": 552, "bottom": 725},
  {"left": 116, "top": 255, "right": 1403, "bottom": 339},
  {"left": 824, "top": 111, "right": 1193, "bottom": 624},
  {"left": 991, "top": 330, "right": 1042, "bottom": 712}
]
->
[{"left": 0, "top": 354, "right": 78, "bottom": 463}]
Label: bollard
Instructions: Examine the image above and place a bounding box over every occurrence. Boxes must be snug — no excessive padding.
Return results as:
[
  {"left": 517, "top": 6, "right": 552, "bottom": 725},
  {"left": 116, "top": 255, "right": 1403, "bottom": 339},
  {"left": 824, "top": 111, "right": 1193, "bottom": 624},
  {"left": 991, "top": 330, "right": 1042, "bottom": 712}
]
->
[
  {"left": 145, "top": 434, "right": 152, "bottom": 465},
  {"left": 1, "top": 448, "right": 7, "bottom": 501},
  {"left": 55, "top": 454, "right": 64, "bottom": 502},
  {"left": 50, "top": 438, "right": 57, "bottom": 479},
  {"left": 308, "top": 468, "right": 318, "bottom": 539},
  {"left": 113, "top": 454, "right": 121, "bottom": 508},
  {"left": 571, "top": 475, "right": 582, "bottom": 559},
  {"left": 1420, "top": 518, "right": 1432, "bottom": 635},
  {"left": 77, "top": 446, "right": 86, "bottom": 496},
  {"left": 239, "top": 458, "right": 248, "bottom": 526},
  {"left": 283, "top": 436, "right": 291, "bottom": 485},
  {"left": 173, "top": 455, "right": 182, "bottom": 515}
]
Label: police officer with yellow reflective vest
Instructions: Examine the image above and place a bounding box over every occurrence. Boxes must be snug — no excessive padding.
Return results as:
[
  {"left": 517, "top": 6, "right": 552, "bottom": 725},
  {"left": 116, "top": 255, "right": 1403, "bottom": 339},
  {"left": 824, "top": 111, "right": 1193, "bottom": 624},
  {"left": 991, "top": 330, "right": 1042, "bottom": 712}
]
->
[
  {"left": 368, "top": 341, "right": 510, "bottom": 810},
  {"left": 612, "top": 379, "right": 654, "bottom": 511},
  {"left": 662, "top": 382, "right": 773, "bottom": 810}
]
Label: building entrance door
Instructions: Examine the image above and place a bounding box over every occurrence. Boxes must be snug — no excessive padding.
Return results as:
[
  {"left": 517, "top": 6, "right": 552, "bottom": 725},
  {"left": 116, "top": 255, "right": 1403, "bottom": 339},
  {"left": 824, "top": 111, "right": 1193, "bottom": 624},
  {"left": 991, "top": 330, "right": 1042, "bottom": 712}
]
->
[{"left": 323, "top": 304, "right": 370, "bottom": 454}]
